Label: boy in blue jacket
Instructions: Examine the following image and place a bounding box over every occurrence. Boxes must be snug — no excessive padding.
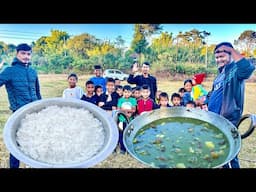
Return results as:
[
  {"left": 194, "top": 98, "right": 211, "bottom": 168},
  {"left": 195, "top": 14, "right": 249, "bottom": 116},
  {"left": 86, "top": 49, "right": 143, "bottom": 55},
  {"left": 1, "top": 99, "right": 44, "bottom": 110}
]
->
[{"left": 0, "top": 43, "right": 42, "bottom": 168}]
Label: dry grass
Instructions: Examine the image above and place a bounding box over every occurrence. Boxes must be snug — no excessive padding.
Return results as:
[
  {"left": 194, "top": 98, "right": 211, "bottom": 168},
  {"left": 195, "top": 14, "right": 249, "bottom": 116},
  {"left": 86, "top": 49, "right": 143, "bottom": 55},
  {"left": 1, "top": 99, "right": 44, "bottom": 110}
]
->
[{"left": 0, "top": 74, "right": 256, "bottom": 168}]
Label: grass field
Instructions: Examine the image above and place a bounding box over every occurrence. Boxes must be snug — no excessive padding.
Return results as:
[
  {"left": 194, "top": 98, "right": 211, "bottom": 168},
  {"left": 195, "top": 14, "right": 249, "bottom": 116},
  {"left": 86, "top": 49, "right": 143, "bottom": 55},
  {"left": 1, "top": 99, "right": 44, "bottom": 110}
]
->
[{"left": 0, "top": 74, "right": 256, "bottom": 168}]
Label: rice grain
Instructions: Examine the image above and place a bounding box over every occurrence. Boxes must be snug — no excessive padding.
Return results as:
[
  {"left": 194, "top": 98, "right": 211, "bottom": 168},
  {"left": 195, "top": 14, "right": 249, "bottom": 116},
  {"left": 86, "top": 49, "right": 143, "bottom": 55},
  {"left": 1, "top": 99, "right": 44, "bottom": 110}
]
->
[{"left": 16, "top": 105, "right": 105, "bottom": 164}]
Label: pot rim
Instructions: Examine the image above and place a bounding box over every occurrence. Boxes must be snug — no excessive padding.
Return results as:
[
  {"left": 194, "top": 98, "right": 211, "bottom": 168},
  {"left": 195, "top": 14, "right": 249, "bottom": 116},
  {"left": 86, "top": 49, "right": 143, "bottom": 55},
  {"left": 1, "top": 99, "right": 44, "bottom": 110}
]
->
[
  {"left": 123, "top": 107, "right": 241, "bottom": 168},
  {"left": 3, "top": 98, "right": 119, "bottom": 168}
]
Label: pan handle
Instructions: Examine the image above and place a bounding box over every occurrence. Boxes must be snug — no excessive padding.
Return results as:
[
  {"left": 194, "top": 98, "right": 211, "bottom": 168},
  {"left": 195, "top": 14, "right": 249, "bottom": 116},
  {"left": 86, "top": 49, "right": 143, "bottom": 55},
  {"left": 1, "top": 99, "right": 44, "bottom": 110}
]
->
[{"left": 236, "top": 114, "right": 256, "bottom": 139}]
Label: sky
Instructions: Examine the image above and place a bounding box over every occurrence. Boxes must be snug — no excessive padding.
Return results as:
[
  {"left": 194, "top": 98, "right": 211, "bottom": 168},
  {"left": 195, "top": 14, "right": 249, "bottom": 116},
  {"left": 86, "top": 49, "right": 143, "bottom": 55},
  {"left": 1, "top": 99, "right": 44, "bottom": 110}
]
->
[{"left": 0, "top": 24, "right": 256, "bottom": 47}]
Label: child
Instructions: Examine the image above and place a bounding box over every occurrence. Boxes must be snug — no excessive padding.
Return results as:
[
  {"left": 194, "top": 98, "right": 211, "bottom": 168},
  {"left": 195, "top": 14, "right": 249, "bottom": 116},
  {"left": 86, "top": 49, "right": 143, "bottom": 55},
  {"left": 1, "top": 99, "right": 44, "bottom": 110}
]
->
[
  {"left": 89, "top": 65, "right": 106, "bottom": 92},
  {"left": 184, "top": 79, "right": 193, "bottom": 92},
  {"left": 186, "top": 100, "right": 196, "bottom": 109},
  {"left": 156, "top": 92, "right": 171, "bottom": 109},
  {"left": 181, "top": 79, "right": 193, "bottom": 106},
  {"left": 62, "top": 73, "right": 84, "bottom": 99},
  {"left": 115, "top": 85, "right": 123, "bottom": 99},
  {"left": 155, "top": 90, "right": 162, "bottom": 104},
  {"left": 117, "top": 85, "right": 137, "bottom": 121},
  {"left": 137, "top": 85, "right": 156, "bottom": 115},
  {"left": 191, "top": 73, "right": 208, "bottom": 107},
  {"left": 81, "top": 80, "right": 98, "bottom": 105},
  {"left": 178, "top": 87, "right": 185, "bottom": 98},
  {"left": 132, "top": 86, "right": 141, "bottom": 100},
  {"left": 117, "top": 85, "right": 137, "bottom": 154},
  {"left": 178, "top": 87, "right": 185, "bottom": 106},
  {"left": 171, "top": 93, "right": 182, "bottom": 107},
  {"left": 201, "top": 103, "right": 209, "bottom": 111},
  {"left": 98, "top": 77, "right": 119, "bottom": 114},
  {"left": 115, "top": 78, "right": 121, "bottom": 86},
  {"left": 95, "top": 85, "right": 103, "bottom": 96},
  {"left": 94, "top": 85, "right": 103, "bottom": 105}
]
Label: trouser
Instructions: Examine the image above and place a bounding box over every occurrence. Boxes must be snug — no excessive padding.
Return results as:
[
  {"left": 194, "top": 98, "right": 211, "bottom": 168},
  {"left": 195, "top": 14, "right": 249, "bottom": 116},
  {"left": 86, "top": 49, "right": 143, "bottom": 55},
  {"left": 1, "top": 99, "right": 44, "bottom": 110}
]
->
[
  {"left": 9, "top": 110, "right": 20, "bottom": 168},
  {"left": 118, "top": 122, "right": 128, "bottom": 152},
  {"left": 10, "top": 153, "right": 20, "bottom": 168},
  {"left": 222, "top": 155, "right": 240, "bottom": 168}
]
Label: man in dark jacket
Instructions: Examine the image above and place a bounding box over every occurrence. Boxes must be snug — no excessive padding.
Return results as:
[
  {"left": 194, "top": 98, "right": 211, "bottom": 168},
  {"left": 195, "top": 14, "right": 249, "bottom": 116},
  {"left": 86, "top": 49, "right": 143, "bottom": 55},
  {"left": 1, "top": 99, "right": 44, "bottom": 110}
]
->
[
  {"left": 127, "top": 62, "right": 157, "bottom": 101},
  {"left": 208, "top": 42, "right": 255, "bottom": 168},
  {"left": 0, "top": 43, "right": 42, "bottom": 168}
]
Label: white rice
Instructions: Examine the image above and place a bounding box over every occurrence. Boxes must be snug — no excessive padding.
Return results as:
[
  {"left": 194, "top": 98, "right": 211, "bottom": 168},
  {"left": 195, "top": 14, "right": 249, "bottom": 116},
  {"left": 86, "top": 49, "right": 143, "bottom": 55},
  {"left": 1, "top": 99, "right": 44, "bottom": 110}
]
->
[{"left": 16, "top": 106, "right": 105, "bottom": 164}]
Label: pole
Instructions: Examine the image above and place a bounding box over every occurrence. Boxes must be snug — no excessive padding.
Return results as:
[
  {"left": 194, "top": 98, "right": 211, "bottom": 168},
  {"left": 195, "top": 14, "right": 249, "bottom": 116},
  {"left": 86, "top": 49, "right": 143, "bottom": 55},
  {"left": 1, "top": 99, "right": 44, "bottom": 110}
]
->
[
  {"left": 64, "top": 36, "right": 67, "bottom": 57},
  {"left": 205, "top": 42, "right": 208, "bottom": 68}
]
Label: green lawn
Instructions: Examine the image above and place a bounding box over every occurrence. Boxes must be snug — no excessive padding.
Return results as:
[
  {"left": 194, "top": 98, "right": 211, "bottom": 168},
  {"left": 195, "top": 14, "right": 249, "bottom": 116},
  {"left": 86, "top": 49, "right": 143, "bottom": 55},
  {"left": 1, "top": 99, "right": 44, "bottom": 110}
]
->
[{"left": 1, "top": 74, "right": 256, "bottom": 168}]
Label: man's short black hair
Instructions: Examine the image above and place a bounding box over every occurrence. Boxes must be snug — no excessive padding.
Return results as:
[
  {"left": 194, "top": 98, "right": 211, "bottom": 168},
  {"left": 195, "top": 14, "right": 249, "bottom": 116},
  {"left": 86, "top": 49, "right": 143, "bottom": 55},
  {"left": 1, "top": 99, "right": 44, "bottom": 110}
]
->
[
  {"left": 106, "top": 77, "right": 115, "bottom": 83},
  {"left": 123, "top": 85, "right": 132, "bottom": 92},
  {"left": 141, "top": 84, "right": 150, "bottom": 90},
  {"left": 68, "top": 73, "right": 78, "bottom": 80},
  {"left": 85, "top": 80, "right": 94, "bottom": 86},
  {"left": 214, "top": 42, "right": 233, "bottom": 54},
  {"left": 132, "top": 86, "right": 141, "bottom": 92},
  {"left": 178, "top": 87, "right": 185, "bottom": 93},
  {"left": 184, "top": 79, "right": 192, "bottom": 86},
  {"left": 16, "top": 43, "right": 32, "bottom": 52},
  {"left": 159, "top": 92, "right": 169, "bottom": 100},
  {"left": 143, "top": 62, "right": 150, "bottom": 66},
  {"left": 115, "top": 85, "right": 123, "bottom": 91},
  {"left": 171, "top": 93, "right": 181, "bottom": 101},
  {"left": 95, "top": 85, "right": 103, "bottom": 90},
  {"left": 94, "top": 65, "right": 102, "bottom": 70},
  {"left": 186, "top": 100, "right": 196, "bottom": 107}
]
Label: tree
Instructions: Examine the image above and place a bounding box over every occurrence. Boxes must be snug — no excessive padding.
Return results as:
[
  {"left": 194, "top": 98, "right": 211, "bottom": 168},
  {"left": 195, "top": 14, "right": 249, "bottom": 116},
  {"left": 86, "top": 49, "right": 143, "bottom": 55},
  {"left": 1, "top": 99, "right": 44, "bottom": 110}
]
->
[
  {"left": 66, "top": 33, "right": 98, "bottom": 59},
  {"left": 45, "top": 30, "right": 70, "bottom": 55},
  {"left": 32, "top": 36, "right": 48, "bottom": 56},
  {"left": 139, "top": 24, "right": 163, "bottom": 38},
  {"left": 131, "top": 24, "right": 148, "bottom": 64},
  {"left": 151, "top": 31, "right": 173, "bottom": 53},
  {"left": 234, "top": 30, "right": 256, "bottom": 57},
  {"left": 199, "top": 31, "right": 211, "bottom": 67},
  {"left": 0, "top": 41, "right": 6, "bottom": 55},
  {"left": 180, "top": 29, "right": 207, "bottom": 63},
  {"left": 114, "top": 35, "right": 125, "bottom": 49}
]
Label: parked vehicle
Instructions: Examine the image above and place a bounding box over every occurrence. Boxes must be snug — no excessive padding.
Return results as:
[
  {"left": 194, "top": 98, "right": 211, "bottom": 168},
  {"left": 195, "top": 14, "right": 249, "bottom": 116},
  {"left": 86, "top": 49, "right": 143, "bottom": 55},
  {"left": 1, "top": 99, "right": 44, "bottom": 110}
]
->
[{"left": 103, "top": 69, "right": 129, "bottom": 81}]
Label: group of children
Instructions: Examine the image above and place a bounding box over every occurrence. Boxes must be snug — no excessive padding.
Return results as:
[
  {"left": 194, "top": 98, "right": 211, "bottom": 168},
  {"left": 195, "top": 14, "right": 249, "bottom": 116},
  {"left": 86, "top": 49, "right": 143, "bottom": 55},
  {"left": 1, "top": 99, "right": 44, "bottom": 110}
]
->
[{"left": 62, "top": 72, "right": 209, "bottom": 154}]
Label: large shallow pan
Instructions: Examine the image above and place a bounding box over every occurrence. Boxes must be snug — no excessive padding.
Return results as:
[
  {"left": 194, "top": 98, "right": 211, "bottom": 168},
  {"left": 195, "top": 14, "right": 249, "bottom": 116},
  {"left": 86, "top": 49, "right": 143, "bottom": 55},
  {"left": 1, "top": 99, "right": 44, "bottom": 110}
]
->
[{"left": 120, "top": 107, "right": 255, "bottom": 168}]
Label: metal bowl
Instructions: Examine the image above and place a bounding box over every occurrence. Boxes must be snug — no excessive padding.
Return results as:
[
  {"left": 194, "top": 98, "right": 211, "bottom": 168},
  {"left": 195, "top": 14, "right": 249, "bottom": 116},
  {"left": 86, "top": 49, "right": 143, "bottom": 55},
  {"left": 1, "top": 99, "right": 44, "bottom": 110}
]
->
[
  {"left": 3, "top": 98, "right": 119, "bottom": 168},
  {"left": 123, "top": 107, "right": 242, "bottom": 168}
]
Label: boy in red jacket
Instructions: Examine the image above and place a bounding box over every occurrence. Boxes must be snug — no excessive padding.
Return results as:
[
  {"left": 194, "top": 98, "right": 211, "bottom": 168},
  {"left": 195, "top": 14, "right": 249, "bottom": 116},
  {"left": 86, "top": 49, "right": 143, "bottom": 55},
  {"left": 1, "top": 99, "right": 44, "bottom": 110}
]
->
[{"left": 137, "top": 85, "right": 156, "bottom": 115}]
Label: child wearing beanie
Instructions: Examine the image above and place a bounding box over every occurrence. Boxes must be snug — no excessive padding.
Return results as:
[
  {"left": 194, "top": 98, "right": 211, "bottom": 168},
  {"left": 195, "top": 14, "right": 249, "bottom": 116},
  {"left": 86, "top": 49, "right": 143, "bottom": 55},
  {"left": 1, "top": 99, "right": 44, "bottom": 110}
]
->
[{"left": 191, "top": 73, "right": 208, "bottom": 106}]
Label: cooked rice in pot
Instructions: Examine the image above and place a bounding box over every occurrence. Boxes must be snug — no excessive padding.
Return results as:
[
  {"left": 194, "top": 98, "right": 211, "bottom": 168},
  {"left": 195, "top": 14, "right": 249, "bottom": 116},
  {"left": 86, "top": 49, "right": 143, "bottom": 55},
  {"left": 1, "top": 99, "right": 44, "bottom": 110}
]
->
[{"left": 16, "top": 105, "right": 105, "bottom": 164}]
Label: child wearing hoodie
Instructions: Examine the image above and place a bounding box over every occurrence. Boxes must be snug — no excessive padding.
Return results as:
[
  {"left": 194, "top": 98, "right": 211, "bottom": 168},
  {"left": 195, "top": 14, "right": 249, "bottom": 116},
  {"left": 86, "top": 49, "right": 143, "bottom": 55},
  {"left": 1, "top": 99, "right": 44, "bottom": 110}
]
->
[{"left": 191, "top": 73, "right": 208, "bottom": 106}]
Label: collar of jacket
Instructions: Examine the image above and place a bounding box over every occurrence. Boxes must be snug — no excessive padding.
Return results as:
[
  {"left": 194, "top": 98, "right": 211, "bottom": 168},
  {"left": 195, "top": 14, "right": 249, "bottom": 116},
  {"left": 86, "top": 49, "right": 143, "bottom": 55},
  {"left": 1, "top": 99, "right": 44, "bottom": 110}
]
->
[{"left": 11, "top": 57, "right": 31, "bottom": 67}]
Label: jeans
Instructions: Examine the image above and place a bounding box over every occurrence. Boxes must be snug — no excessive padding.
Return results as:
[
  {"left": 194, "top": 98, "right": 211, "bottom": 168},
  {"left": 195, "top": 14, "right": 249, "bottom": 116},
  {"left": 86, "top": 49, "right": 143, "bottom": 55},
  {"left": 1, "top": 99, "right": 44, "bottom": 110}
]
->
[
  {"left": 222, "top": 155, "right": 240, "bottom": 168},
  {"left": 10, "top": 153, "right": 20, "bottom": 168},
  {"left": 9, "top": 110, "right": 20, "bottom": 168}
]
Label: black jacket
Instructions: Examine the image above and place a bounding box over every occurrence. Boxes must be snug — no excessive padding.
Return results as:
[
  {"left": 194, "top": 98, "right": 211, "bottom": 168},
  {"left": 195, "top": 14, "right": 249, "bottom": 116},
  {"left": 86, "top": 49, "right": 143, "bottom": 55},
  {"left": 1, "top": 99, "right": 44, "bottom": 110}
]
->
[{"left": 127, "top": 74, "right": 157, "bottom": 101}]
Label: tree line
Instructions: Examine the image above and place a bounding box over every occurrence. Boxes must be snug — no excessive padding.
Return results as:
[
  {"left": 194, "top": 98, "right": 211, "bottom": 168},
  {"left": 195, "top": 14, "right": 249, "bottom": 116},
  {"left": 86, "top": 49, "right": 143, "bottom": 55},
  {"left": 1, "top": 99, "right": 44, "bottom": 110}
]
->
[{"left": 1, "top": 24, "right": 255, "bottom": 75}]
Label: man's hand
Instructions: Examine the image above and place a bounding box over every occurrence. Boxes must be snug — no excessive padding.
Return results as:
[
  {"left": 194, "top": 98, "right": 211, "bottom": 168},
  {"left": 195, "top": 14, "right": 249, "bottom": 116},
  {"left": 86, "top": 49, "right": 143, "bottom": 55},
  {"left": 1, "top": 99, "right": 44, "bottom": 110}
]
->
[
  {"left": 132, "top": 62, "right": 139, "bottom": 74},
  {"left": 216, "top": 45, "right": 243, "bottom": 62},
  {"left": 98, "top": 102, "right": 105, "bottom": 107}
]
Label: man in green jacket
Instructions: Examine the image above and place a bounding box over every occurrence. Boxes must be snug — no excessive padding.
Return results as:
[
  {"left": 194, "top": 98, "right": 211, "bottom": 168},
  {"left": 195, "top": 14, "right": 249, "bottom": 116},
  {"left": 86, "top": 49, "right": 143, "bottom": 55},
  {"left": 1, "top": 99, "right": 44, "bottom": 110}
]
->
[{"left": 0, "top": 43, "right": 42, "bottom": 168}]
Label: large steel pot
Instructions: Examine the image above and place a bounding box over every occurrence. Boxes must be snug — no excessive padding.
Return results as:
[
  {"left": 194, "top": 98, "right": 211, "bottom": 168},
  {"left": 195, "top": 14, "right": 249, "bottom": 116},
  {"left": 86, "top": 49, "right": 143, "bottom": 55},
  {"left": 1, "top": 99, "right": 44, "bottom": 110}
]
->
[
  {"left": 3, "top": 98, "right": 119, "bottom": 168},
  {"left": 117, "top": 107, "right": 255, "bottom": 168}
]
